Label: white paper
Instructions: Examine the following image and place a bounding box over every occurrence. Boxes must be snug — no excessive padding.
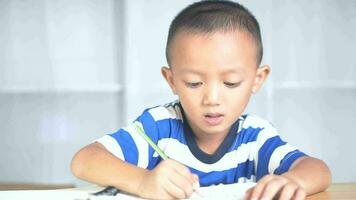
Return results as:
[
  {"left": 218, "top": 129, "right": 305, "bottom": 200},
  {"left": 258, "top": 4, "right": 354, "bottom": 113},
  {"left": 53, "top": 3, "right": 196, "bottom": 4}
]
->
[
  {"left": 0, "top": 183, "right": 255, "bottom": 200},
  {"left": 188, "top": 183, "right": 255, "bottom": 200},
  {"left": 90, "top": 183, "right": 256, "bottom": 200}
]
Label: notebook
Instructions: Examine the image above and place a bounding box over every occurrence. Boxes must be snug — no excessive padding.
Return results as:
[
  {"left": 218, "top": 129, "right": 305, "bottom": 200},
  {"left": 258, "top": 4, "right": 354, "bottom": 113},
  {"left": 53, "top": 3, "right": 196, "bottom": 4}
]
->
[
  {"left": 0, "top": 182, "right": 255, "bottom": 200},
  {"left": 90, "top": 182, "right": 256, "bottom": 200}
]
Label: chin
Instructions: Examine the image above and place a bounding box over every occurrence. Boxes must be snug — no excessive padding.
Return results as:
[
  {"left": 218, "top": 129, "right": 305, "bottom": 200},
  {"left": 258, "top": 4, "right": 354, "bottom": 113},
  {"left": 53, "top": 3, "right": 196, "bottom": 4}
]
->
[{"left": 202, "top": 125, "right": 229, "bottom": 135}]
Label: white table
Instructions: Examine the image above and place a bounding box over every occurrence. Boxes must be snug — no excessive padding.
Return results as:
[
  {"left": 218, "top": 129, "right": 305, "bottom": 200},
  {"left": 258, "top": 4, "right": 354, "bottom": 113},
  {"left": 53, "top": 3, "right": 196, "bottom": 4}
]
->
[{"left": 0, "top": 183, "right": 256, "bottom": 200}]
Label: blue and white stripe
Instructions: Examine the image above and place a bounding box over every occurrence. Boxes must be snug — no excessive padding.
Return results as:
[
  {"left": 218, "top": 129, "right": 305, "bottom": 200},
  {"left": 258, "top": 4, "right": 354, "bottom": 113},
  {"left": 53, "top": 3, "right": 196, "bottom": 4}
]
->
[{"left": 96, "top": 101, "right": 306, "bottom": 186}]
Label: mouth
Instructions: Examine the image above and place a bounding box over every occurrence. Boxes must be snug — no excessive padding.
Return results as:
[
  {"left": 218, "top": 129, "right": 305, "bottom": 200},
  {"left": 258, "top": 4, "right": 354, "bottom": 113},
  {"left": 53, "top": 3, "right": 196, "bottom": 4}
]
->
[{"left": 204, "top": 113, "right": 224, "bottom": 126}]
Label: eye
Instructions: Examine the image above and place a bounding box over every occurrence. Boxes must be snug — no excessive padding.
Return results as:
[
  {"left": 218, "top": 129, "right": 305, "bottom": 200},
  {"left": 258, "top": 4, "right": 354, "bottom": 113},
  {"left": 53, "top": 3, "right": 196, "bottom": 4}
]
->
[
  {"left": 224, "top": 81, "right": 242, "bottom": 88},
  {"left": 185, "top": 81, "right": 202, "bottom": 88}
]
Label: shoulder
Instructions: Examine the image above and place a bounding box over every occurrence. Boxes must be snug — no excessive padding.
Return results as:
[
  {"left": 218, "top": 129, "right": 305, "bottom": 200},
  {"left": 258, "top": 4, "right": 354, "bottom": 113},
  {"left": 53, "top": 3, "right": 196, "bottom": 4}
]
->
[
  {"left": 237, "top": 114, "right": 279, "bottom": 143},
  {"left": 138, "top": 101, "right": 185, "bottom": 144},
  {"left": 240, "top": 114, "right": 274, "bottom": 130},
  {"left": 141, "top": 100, "right": 183, "bottom": 122}
]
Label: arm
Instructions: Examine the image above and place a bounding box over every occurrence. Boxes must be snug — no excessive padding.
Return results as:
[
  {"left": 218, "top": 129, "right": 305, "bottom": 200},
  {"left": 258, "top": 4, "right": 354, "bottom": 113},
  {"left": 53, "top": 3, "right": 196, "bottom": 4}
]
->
[
  {"left": 71, "top": 142, "right": 198, "bottom": 199},
  {"left": 71, "top": 142, "right": 147, "bottom": 195},
  {"left": 282, "top": 156, "right": 332, "bottom": 195},
  {"left": 245, "top": 156, "right": 332, "bottom": 200}
]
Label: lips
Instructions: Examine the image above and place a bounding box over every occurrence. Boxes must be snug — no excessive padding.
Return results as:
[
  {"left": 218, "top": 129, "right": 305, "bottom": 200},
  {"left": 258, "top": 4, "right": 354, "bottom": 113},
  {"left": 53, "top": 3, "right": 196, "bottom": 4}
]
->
[{"left": 204, "top": 113, "right": 224, "bottom": 126}]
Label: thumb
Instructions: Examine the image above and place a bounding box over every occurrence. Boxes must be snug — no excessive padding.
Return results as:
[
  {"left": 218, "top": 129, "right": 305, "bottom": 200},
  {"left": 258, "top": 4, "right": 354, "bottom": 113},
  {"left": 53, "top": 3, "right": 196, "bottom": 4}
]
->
[{"left": 191, "top": 174, "right": 200, "bottom": 189}]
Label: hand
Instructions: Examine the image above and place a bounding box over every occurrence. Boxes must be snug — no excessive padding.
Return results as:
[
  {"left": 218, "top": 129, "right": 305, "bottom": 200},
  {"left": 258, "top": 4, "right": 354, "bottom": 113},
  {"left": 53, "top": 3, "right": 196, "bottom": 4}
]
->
[
  {"left": 244, "top": 174, "right": 306, "bottom": 200},
  {"left": 137, "top": 159, "right": 199, "bottom": 199}
]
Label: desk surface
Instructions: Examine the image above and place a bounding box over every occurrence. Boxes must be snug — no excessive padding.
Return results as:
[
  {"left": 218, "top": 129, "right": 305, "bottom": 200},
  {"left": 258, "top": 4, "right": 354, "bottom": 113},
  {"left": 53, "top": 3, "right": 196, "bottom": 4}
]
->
[
  {"left": 307, "top": 183, "right": 356, "bottom": 200},
  {"left": 81, "top": 183, "right": 356, "bottom": 200},
  {"left": 0, "top": 183, "right": 355, "bottom": 200}
]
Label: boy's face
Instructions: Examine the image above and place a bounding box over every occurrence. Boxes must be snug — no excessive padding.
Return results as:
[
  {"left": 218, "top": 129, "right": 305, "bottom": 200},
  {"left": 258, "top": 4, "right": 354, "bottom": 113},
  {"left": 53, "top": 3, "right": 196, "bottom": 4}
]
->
[{"left": 162, "top": 30, "right": 270, "bottom": 139}]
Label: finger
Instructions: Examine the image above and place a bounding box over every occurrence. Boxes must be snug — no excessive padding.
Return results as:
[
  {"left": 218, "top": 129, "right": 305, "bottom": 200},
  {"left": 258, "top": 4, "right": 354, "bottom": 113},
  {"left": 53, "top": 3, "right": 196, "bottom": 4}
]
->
[
  {"left": 249, "top": 175, "right": 277, "bottom": 199},
  {"left": 171, "top": 161, "right": 193, "bottom": 180},
  {"left": 243, "top": 187, "right": 253, "bottom": 200},
  {"left": 191, "top": 174, "right": 200, "bottom": 187},
  {"left": 191, "top": 173, "right": 199, "bottom": 182},
  {"left": 258, "top": 174, "right": 275, "bottom": 185},
  {"left": 292, "top": 187, "right": 306, "bottom": 200},
  {"left": 163, "top": 178, "right": 188, "bottom": 199},
  {"left": 167, "top": 170, "right": 194, "bottom": 198},
  {"left": 191, "top": 174, "right": 201, "bottom": 196},
  {"left": 259, "top": 179, "right": 286, "bottom": 200},
  {"left": 249, "top": 182, "right": 267, "bottom": 200},
  {"left": 157, "top": 159, "right": 195, "bottom": 198},
  {"left": 171, "top": 161, "right": 199, "bottom": 193},
  {"left": 278, "top": 183, "right": 298, "bottom": 200}
]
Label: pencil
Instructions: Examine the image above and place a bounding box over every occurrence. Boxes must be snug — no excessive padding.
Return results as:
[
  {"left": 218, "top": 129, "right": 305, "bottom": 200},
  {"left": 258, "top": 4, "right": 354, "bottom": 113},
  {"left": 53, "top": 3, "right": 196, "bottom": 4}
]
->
[
  {"left": 134, "top": 122, "right": 202, "bottom": 196},
  {"left": 94, "top": 122, "right": 169, "bottom": 197},
  {"left": 133, "top": 121, "right": 169, "bottom": 160},
  {"left": 95, "top": 122, "right": 201, "bottom": 197}
]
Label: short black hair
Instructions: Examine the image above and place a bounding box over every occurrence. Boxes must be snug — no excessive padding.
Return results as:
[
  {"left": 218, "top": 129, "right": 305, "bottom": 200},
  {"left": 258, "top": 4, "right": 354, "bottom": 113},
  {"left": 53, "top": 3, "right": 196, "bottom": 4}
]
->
[{"left": 166, "top": 0, "right": 263, "bottom": 66}]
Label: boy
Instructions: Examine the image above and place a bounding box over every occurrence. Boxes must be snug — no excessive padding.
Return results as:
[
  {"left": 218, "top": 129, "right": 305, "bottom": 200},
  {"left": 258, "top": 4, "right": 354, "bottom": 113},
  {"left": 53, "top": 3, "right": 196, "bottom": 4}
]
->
[{"left": 71, "top": 1, "right": 331, "bottom": 199}]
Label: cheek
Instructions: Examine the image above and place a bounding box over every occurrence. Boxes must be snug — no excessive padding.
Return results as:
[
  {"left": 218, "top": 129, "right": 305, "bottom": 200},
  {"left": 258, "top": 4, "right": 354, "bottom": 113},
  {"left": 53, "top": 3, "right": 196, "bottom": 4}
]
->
[
  {"left": 179, "top": 97, "right": 201, "bottom": 120},
  {"left": 226, "top": 87, "right": 252, "bottom": 107},
  {"left": 176, "top": 83, "right": 201, "bottom": 98},
  {"left": 176, "top": 88, "right": 201, "bottom": 112},
  {"left": 179, "top": 91, "right": 200, "bottom": 106}
]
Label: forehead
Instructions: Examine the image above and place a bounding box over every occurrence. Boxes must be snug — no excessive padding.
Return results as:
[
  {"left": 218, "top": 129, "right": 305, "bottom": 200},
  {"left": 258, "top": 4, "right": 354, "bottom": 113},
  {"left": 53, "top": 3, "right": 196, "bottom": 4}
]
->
[{"left": 169, "top": 30, "right": 258, "bottom": 74}]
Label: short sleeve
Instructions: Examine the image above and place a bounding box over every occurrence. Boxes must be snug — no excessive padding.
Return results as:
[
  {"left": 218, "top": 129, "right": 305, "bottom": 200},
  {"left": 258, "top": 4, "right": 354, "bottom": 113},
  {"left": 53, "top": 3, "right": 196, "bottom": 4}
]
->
[
  {"left": 254, "top": 119, "right": 306, "bottom": 180},
  {"left": 95, "top": 108, "right": 159, "bottom": 169}
]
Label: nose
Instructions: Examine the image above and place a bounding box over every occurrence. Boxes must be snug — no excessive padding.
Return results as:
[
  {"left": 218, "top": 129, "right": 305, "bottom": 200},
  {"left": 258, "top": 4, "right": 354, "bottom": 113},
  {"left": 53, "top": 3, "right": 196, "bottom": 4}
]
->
[{"left": 202, "top": 83, "right": 220, "bottom": 106}]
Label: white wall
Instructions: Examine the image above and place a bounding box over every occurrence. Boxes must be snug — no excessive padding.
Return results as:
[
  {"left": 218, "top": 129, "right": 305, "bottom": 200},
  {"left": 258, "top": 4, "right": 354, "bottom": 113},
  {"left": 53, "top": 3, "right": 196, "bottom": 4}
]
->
[
  {"left": 0, "top": 0, "right": 355, "bottom": 187},
  {"left": 269, "top": 1, "right": 356, "bottom": 182},
  {"left": 0, "top": 0, "right": 124, "bottom": 186}
]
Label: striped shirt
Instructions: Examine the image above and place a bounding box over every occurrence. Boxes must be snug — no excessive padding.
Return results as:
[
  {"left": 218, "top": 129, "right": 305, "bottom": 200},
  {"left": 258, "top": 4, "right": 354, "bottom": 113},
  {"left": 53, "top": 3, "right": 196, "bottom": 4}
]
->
[{"left": 96, "top": 101, "right": 306, "bottom": 186}]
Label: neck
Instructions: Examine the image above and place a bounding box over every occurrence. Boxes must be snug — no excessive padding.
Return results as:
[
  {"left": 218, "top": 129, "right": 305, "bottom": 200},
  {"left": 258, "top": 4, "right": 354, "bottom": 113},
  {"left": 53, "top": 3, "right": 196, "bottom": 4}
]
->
[{"left": 192, "top": 127, "right": 229, "bottom": 155}]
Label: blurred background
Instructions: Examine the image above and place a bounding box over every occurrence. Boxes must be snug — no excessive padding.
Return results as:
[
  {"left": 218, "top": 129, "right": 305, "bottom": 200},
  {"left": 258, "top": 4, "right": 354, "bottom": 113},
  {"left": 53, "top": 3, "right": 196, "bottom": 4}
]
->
[{"left": 0, "top": 0, "right": 355, "bottom": 188}]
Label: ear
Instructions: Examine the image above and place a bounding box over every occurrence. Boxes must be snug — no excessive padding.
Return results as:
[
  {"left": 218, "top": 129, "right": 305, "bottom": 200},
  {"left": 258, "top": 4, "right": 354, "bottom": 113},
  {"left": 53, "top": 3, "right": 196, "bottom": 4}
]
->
[
  {"left": 252, "top": 65, "right": 270, "bottom": 93},
  {"left": 161, "top": 66, "right": 178, "bottom": 94}
]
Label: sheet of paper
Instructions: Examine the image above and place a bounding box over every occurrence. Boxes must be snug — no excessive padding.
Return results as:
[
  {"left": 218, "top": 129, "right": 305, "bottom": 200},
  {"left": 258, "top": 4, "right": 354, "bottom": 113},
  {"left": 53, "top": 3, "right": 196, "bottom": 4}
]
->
[
  {"left": 0, "top": 189, "right": 89, "bottom": 200},
  {"left": 90, "top": 182, "right": 256, "bottom": 200},
  {"left": 189, "top": 182, "right": 255, "bottom": 200},
  {"left": 0, "top": 183, "right": 255, "bottom": 200}
]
